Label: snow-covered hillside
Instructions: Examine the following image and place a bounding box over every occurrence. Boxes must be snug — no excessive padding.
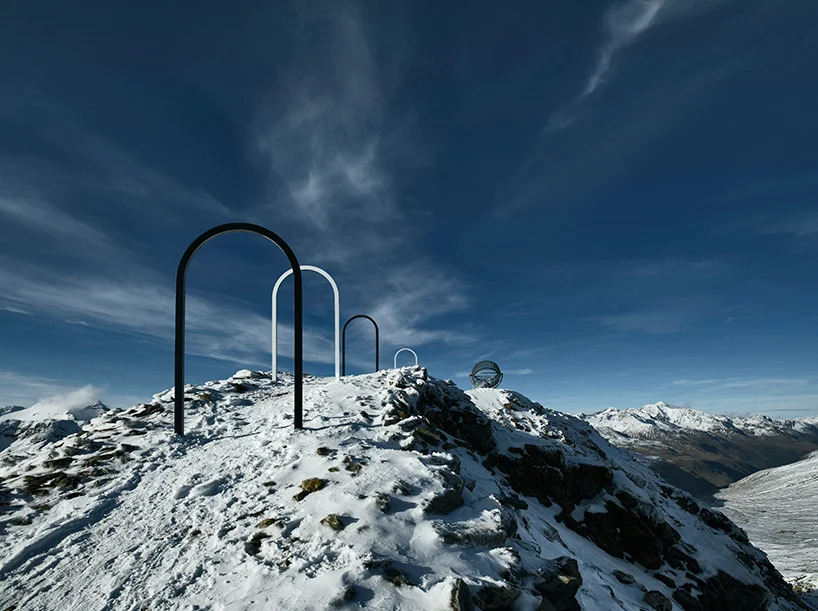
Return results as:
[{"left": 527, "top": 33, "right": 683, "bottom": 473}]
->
[
  {"left": 0, "top": 370, "right": 810, "bottom": 610},
  {"left": 583, "top": 403, "right": 818, "bottom": 499},
  {"left": 0, "top": 392, "right": 108, "bottom": 453},
  {"left": 586, "top": 402, "right": 818, "bottom": 442},
  {"left": 717, "top": 451, "right": 818, "bottom": 603}
]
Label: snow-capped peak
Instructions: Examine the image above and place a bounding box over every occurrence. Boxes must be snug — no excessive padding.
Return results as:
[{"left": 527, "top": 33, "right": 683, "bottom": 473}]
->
[{"left": 584, "top": 401, "right": 817, "bottom": 440}]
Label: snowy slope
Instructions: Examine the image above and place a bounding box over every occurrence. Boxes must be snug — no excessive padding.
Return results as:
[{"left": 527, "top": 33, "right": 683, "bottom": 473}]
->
[
  {"left": 0, "top": 390, "right": 107, "bottom": 424},
  {"left": 0, "top": 369, "right": 809, "bottom": 610},
  {"left": 583, "top": 403, "right": 818, "bottom": 499},
  {"left": 716, "top": 451, "right": 818, "bottom": 601},
  {"left": 0, "top": 393, "right": 108, "bottom": 454}
]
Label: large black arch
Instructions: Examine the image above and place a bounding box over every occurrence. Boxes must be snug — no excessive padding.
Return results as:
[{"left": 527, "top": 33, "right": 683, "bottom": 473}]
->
[
  {"left": 341, "top": 314, "right": 379, "bottom": 375},
  {"left": 175, "top": 222, "right": 303, "bottom": 434}
]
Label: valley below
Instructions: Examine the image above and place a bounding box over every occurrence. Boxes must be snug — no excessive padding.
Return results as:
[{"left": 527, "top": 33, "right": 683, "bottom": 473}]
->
[{"left": 584, "top": 402, "right": 818, "bottom": 602}]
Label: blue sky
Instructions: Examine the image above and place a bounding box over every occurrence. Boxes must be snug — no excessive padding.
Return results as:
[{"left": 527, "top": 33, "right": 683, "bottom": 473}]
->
[{"left": 1, "top": 0, "right": 817, "bottom": 417}]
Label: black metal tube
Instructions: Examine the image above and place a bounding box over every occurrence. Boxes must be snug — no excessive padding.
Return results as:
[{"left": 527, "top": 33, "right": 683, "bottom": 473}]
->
[
  {"left": 174, "top": 223, "right": 303, "bottom": 435},
  {"left": 341, "top": 314, "right": 379, "bottom": 375}
]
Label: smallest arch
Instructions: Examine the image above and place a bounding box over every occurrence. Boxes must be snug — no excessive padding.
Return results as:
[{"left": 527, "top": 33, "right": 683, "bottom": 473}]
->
[{"left": 393, "top": 347, "right": 418, "bottom": 369}]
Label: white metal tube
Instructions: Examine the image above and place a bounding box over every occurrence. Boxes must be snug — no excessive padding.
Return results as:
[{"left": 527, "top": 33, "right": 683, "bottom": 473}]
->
[
  {"left": 272, "top": 265, "right": 340, "bottom": 382},
  {"left": 393, "top": 347, "right": 418, "bottom": 369}
]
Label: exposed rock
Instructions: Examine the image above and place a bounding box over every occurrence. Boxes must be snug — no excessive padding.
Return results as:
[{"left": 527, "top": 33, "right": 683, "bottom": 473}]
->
[
  {"left": 643, "top": 590, "right": 672, "bottom": 611},
  {"left": 694, "top": 570, "right": 770, "bottom": 611},
  {"left": 487, "top": 445, "right": 612, "bottom": 511},
  {"left": 415, "top": 426, "right": 445, "bottom": 446},
  {"left": 673, "top": 588, "right": 703, "bottom": 610},
  {"left": 244, "top": 531, "right": 270, "bottom": 555},
  {"left": 375, "top": 493, "right": 390, "bottom": 513},
  {"left": 382, "top": 567, "right": 413, "bottom": 587},
  {"left": 613, "top": 570, "right": 635, "bottom": 585},
  {"left": 320, "top": 514, "right": 345, "bottom": 531},
  {"left": 435, "top": 507, "right": 516, "bottom": 546},
  {"left": 473, "top": 584, "right": 520, "bottom": 610},
  {"left": 330, "top": 585, "right": 357, "bottom": 606},
  {"left": 405, "top": 379, "right": 496, "bottom": 454},
  {"left": 653, "top": 573, "right": 676, "bottom": 589},
  {"left": 294, "top": 477, "right": 326, "bottom": 501},
  {"left": 574, "top": 498, "right": 682, "bottom": 570},
  {"left": 425, "top": 469, "right": 466, "bottom": 515},
  {"left": 425, "top": 488, "right": 464, "bottom": 515},
  {"left": 131, "top": 403, "right": 164, "bottom": 418},
  {"left": 42, "top": 457, "right": 73, "bottom": 469},
  {"left": 534, "top": 556, "right": 582, "bottom": 611},
  {"left": 497, "top": 494, "right": 528, "bottom": 510},
  {"left": 450, "top": 578, "right": 474, "bottom": 611},
  {"left": 343, "top": 456, "right": 366, "bottom": 475}
]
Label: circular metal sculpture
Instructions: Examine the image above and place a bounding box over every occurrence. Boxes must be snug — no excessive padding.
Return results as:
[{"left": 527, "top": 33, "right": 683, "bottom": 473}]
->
[{"left": 470, "top": 360, "right": 503, "bottom": 389}]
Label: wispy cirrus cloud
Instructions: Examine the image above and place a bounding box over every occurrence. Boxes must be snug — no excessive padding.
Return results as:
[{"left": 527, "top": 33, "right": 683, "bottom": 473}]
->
[
  {"left": 507, "top": 368, "right": 534, "bottom": 375},
  {"left": 582, "top": 0, "right": 666, "bottom": 99},
  {"left": 250, "top": 3, "right": 474, "bottom": 354},
  {"left": 0, "top": 105, "right": 230, "bottom": 240},
  {"left": 251, "top": 1, "right": 425, "bottom": 270},
  {"left": 594, "top": 297, "right": 714, "bottom": 334},
  {"left": 0, "top": 195, "right": 116, "bottom": 252},
  {"left": 546, "top": 0, "right": 728, "bottom": 132},
  {"left": 369, "top": 263, "right": 473, "bottom": 347},
  {"left": 765, "top": 211, "right": 818, "bottom": 239},
  {"left": 671, "top": 377, "right": 810, "bottom": 389},
  {"left": 256, "top": 3, "right": 394, "bottom": 233},
  {"left": 0, "top": 260, "right": 334, "bottom": 368}
]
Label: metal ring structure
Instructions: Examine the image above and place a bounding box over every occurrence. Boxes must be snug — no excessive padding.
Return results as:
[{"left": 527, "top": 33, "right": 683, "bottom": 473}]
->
[
  {"left": 175, "top": 223, "right": 303, "bottom": 435},
  {"left": 341, "top": 314, "right": 379, "bottom": 375},
  {"left": 272, "top": 265, "right": 340, "bottom": 382},
  {"left": 469, "top": 360, "right": 503, "bottom": 389},
  {"left": 393, "top": 347, "right": 419, "bottom": 369}
]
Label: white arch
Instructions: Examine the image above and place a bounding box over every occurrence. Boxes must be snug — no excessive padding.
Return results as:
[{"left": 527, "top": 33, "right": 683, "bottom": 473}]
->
[
  {"left": 393, "top": 347, "right": 419, "bottom": 369},
  {"left": 272, "top": 265, "right": 340, "bottom": 382}
]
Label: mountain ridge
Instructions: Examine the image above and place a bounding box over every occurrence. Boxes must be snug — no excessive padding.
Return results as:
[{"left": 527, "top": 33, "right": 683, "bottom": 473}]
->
[
  {"left": 582, "top": 402, "right": 818, "bottom": 499},
  {"left": 0, "top": 370, "right": 811, "bottom": 610}
]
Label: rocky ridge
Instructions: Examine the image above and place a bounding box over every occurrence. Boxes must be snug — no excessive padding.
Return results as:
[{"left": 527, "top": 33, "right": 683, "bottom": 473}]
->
[{"left": 0, "top": 370, "right": 810, "bottom": 610}]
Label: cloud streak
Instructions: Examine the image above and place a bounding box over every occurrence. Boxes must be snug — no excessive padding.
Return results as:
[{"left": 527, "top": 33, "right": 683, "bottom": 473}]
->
[
  {"left": 544, "top": 0, "right": 727, "bottom": 133},
  {"left": 594, "top": 297, "right": 714, "bottom": 334},
  {"left": 0, "top": 262, "right": 335, "bottom": 368},
  {"left": 671, "top": 377, "right": 811, "bottom": 390},
  {"left": 582, "top": 0, "right": 666, "bottom": 99},
  {"left": 255, "top": 3, "right": 396, "bottom": 240},
  {"left": 0, "top": 195, "right": 116, "bottom": 253}
]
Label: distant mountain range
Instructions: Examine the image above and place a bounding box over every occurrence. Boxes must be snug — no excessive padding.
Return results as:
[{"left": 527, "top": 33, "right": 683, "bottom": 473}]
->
[
  {"left": 582, "top": 402, "right": 818, "bottom": 500},
  {"left": 0, "top": 401, "right": 108, "bottom": 453}
]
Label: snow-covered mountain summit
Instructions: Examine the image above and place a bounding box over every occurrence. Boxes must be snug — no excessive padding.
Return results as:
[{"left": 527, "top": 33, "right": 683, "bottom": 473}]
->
[
  {"left": 0, "top": 370, "right": 810, "bottom": 610},
  {"left": 0, "top": 393, "right": 108, "bottom": 454},
  {"left": 583, "top": 403, "right": 818, "bottom": 499},
  {"left": 585, "top": 402, "right": 817, "bottom": 440}
]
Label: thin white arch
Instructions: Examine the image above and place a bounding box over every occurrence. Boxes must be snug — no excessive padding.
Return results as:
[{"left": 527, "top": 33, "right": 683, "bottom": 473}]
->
[
  {"left": 393, "top": 347, "right": 419, "bottom": 369},
  {"left": 272, "top": 265, "right": 340, "bottom": 382}
]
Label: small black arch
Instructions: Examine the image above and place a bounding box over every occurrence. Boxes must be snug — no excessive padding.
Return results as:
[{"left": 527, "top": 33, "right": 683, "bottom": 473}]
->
[
  {"left": 175, "top": 222, "right": 303, "bottom": 435},
  {"left": 341, "top": 314, "right": 379, "bottom": 375}
]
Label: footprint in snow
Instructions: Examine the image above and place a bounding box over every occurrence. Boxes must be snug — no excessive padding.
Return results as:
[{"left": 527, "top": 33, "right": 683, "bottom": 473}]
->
[
  {"left": 189, "top": 477, "right": 228, "bottom": 497},
  {"left": 174, "top": 474, "right": 204, "bottom": 499}
]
